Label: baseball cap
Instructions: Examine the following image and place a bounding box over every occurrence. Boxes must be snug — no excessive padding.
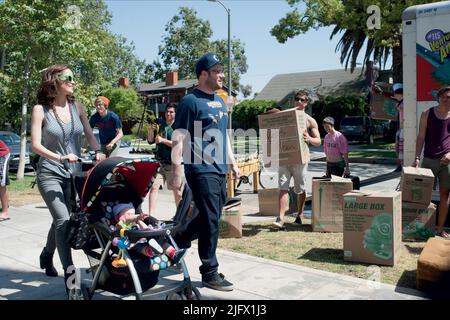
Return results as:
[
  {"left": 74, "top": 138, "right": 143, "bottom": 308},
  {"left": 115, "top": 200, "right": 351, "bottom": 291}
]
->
[
  {"left": 392, "top": 83, "right": 403, "bottom": 94},
  {"left": 323, "top": 116, "right": 335, "bottom": 126},
  {"left": 195, "top": 53, "right": 221, "bottom": 77}
]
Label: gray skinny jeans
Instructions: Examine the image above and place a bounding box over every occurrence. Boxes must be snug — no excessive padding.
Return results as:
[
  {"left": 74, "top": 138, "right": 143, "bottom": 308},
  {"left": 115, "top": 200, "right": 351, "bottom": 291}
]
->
[{"left": 37, "top": 171, "right": 74, "bottom": 271}]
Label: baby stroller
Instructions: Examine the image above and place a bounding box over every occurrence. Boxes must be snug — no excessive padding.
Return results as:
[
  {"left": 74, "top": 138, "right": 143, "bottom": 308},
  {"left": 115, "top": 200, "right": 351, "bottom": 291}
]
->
[{"left": 70, "top": 156, "right": 201, "bottom": 300}]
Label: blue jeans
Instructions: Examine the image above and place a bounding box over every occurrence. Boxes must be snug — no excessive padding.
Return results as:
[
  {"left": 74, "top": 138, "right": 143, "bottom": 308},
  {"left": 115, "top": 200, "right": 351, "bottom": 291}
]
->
[{"left": 175, "top": 172, "right": 226, "bottom": 279}]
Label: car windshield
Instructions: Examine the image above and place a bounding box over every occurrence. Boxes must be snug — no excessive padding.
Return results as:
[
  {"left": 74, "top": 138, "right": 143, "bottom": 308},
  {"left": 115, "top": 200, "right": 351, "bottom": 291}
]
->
[
  {"left": 341, "top": 117, "right": 363, "bottom": 126},
  {"left": 0, "top": 133, "right": 20, "bottom": 145}
]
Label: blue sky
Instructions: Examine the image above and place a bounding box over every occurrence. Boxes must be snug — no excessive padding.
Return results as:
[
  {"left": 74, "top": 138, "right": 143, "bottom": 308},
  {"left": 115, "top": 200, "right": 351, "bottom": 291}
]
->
[{"left": 106, "top": 0, "right": 363, "bottom": 97}]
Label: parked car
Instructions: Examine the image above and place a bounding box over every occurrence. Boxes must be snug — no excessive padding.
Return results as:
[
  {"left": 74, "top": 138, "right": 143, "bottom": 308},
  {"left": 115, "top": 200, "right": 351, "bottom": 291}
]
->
[
  {"left": 0, "top": 131, "right": 31, "bottom": 171},
  {"left": 339, "top": 116, "right": 385, "bottom": 144}
]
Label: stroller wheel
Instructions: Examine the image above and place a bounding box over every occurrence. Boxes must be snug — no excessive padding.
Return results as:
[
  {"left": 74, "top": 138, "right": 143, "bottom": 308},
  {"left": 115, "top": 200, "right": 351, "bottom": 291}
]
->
[
  {"left": 165, "top": 292, "right": 183, "bottom": 300},
  {"left": 184, "top": 286, "right": 201, "bottom": 300}
]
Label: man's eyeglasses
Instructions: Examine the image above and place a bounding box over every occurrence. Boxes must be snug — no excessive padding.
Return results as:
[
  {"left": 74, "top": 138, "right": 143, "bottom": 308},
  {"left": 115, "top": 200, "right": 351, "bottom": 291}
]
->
[
  {"left": 295, "top": 97, "right": 308, "bottom": 103},
  {"left": 56, "top": 74, "right": 75, "bottom": 83}
]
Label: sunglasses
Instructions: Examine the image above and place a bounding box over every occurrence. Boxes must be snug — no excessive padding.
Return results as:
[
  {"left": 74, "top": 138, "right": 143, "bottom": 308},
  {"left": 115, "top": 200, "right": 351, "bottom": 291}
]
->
[
  {"left": 56, "top": 74, "right": 75, "bottom": 83},
  {"left": 295, "top": 97, "right": 308, "bottom": 103}
]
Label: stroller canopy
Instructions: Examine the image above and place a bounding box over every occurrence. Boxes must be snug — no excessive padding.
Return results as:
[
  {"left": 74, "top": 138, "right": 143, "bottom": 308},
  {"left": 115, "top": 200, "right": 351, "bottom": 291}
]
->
[{"left": 80, "top": 157, "right": 159, "bottom": 218}]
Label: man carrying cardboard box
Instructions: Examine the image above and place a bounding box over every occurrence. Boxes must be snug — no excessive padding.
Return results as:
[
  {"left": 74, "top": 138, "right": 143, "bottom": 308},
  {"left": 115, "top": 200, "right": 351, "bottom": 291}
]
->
[
  {"left": 272, "top": 89, "right": 321, "bottom": 229},
  {"left": 413, "top": 86, "right": 450, "bottom": 239}
]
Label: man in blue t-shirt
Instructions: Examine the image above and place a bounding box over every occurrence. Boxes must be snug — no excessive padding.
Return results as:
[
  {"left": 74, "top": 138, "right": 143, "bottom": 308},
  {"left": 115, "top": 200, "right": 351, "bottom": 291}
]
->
[
  {"left": 89, "top": 96, "right": 123, "bottom": 157},
  {"left": 170, "top": 53, "right": 240, "bottom": 292}
]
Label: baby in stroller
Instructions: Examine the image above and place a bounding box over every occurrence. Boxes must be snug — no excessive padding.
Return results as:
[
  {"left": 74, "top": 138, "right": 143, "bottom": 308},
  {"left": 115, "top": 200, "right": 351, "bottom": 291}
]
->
[
  {"left": 71, "top": 157, "right": 201, "bottom": 300},
  {"left": 110, "top": 202, "right": 187, "bottom": 270}
]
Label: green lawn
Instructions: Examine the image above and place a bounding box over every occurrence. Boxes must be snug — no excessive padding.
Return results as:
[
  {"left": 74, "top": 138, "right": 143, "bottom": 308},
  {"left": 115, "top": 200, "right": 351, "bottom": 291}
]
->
[{"left": 219, "top": 216, "right": 424, "bottom": 289}]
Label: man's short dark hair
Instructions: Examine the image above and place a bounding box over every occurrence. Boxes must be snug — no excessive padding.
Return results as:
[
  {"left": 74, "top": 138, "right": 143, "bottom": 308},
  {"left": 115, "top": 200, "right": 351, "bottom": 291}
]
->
[
  {"left": 294, "top": 89, "right": 309, "bottom": 99},
  {"left": 165, "top": 102, "right": 177, "bottom": 111},
  {"left": 437, "top": 86, "right": 450, "bottom": 98}
]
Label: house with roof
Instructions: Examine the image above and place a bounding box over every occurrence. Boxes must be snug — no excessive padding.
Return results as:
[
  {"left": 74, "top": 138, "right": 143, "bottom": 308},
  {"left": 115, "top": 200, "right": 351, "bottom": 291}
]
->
[
  {"left": 136, "top": 71, "right": 237, "bottom": 118},
  {"left": 255, "top": 67, "right": 371, "bottom": 111}
]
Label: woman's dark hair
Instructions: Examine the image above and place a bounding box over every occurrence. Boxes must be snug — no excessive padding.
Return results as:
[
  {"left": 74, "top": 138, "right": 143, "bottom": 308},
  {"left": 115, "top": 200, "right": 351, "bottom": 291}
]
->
[
  {"left": 36, "top": 64, "right": 75, "bottom": 108},
  {"left": 437, "top": 86, "right": 450, "bottom": 98}
]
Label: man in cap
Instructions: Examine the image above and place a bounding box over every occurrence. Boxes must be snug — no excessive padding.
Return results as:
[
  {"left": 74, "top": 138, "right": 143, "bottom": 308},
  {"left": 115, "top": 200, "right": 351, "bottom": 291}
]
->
[
  {"left": 170, "top": 53, "right": 240, "bottom": 291},
  {"left": 89, "top": 96, "right": 123, "bottom": 157},
  {"left": 322, "top": 116, "right": 350, "bottom": 177}
]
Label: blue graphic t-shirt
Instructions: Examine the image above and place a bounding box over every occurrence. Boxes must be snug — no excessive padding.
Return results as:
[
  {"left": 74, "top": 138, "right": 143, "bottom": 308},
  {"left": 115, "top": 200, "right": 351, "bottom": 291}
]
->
[
  {"left": 89, "top": 111, "right": 122, "bottom": 145},
  {"left": 173, "top": 89, "right": 229, "bottom": 175}
]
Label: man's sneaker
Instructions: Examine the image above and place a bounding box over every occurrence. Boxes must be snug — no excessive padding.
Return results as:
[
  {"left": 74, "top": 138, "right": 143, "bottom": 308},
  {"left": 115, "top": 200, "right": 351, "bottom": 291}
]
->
[
  {"left": 202, "top": 273, "right": 234, "bottom": 291},
  {"left": 272, "top": 217, "right": 284, "bottom": 229},
  {"left": 294, "top": 215, "right": 302, "bottom": 225}
]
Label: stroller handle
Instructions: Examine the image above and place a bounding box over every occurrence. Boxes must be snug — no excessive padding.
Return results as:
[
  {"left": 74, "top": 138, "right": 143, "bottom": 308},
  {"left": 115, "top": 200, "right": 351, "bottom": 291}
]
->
[{"left": 115, "top": 222, "right": 181, "bottom": 240}]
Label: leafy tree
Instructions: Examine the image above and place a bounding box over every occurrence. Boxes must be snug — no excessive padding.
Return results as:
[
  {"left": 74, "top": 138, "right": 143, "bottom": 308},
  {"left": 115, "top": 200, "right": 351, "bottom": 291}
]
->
[
  {"left": 101, "top": 87, "right": 144, "bottom": 134},
  {"left": 271, "top": 0, "right": 442, "bottom": 81},
  {"left": 0, "top": 0, "right": 145, "bottom": 178},
  {"left": 233, "top": 99, "right": 277, "bottom": 130},
  {"left": 153, "top": 6, "right": 249, "bottom": 94},
  {"left": 311, "top": 95, "right": 368, "bottom": 135}
]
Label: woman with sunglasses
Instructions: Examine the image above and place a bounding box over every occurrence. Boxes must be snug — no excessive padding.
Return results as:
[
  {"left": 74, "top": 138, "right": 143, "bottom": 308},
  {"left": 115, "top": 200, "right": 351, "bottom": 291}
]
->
[{"left": 31, "top": 64, "right": 106, "bottom": 296}]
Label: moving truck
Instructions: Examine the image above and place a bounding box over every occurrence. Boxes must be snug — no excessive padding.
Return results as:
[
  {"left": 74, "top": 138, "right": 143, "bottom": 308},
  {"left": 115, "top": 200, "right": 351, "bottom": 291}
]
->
[{"left": 402, "top": 1, "right": 450, "bottom": 165}]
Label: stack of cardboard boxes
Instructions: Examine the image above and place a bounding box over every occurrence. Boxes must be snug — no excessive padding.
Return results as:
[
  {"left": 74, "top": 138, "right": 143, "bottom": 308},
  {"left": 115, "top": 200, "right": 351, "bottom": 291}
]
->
[{"left": 400, "top": 167, "right": 436, "bottom": 241}]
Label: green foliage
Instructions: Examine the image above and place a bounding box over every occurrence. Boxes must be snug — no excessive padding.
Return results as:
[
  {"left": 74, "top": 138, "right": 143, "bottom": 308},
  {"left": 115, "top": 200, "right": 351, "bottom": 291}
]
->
[
  {"left": 271, "top": 0, "right": 442, "bottom": 76},
  {"left": 101, "top": 87, "right": 144, "bottom": 122},
  {"left": 311, "top": 94, "right": 368, "bottom": 133},
  {"left": 131, "top": 121, "right": 151, "bottom": 141},
  {"left": 151, "top": 6, "right": 249, "bottom": 94},
  {"left": 232, "top": 99, "right": 277, "bottom": 129},
  {"left": 0, "top": 0, "right": 146, "bottom": 130}
]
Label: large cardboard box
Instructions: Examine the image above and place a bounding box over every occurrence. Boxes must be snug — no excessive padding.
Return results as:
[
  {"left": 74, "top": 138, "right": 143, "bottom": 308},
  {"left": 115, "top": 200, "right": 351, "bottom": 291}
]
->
[
  {"left": 370, "top": 92, "right": 398, "bottom": 121},
  {"left": 402, "top": 202, "right": 436, "bottom": 241},
  {"left": 220, "top": 206, "right": 242, "bottom": 238},
  {"left": 258, "top": 109, "right": 310, "bottom": 166},
  {"left": 400, "top": 166, "right": 434, "bottom": 205},
  {"left": 312, "top": 175, "right": 354, "bottom": 232},
  {"left": 343, "top": 190, "right": 402, "bottom": 266},
  {"left": 258, "top": 188, "right": 297, "bottom": 216}
]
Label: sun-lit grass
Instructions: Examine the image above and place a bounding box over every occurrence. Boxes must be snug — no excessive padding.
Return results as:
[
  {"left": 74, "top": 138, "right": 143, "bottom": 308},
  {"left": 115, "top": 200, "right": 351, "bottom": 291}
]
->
[{"left": 219, "top": 216, "right": 424, "bottom": 289}]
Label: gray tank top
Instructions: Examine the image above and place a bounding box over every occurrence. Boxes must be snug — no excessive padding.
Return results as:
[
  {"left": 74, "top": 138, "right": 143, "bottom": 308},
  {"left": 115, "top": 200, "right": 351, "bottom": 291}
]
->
[{"left": 38, "top": 102, "right": 84, "bottom": 178}]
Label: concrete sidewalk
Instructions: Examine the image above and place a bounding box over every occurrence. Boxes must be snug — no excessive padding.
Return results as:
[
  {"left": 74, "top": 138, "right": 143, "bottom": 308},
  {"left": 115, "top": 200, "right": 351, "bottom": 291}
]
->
[{"left": 0, "top": 161, "right": 429, "bottom": 300}]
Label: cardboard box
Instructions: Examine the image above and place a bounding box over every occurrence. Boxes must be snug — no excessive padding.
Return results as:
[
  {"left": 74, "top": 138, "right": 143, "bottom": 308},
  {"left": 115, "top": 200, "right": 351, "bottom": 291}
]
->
[
  {"left": 402, "top": 202, "right": 436, "bottom": 241},
  {"left": 343, "top": 190, "right": 402, "bottom": 266},
  {"left": 258, "top": 188, "right": 298, "bottom": 216},
  {"left": 220, "top": 206, "right": 242, "bottom": 238},
  {"left": 312, "top": 175, "right": 354, "bottom": 232},
  {"left": 400, "top": 167, "right": 435, "bottom": 204},
  {"left": 258, "top": 109, "right": 310, "bottom": 166},
  {"left": 370, "top": 92, "right": 398, "bottom": 121}
]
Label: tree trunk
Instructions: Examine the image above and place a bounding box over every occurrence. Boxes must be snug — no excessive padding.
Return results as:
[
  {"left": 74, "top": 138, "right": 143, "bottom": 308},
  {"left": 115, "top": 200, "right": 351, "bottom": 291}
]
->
[
  {"left": 0, "top": 47, "right": 5, "bottom": 70},
  {"left": 17, "top": 51, "right": 31, "bottom": 180},
  {"left": 392, "top": 44, "right": 403, "bottom": 83}
]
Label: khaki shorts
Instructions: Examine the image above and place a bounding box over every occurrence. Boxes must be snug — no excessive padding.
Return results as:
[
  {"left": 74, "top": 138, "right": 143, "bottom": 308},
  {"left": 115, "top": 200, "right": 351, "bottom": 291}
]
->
[
  {"left": 278, "top": 163, "right": 308, "bottom": 194},
  {"left": 422, "top": 157, "right": 450, "bottom": 190},
  {"left": 153, "top": 162, "right": 184, "bottom": 191}
]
